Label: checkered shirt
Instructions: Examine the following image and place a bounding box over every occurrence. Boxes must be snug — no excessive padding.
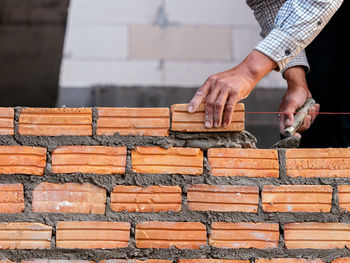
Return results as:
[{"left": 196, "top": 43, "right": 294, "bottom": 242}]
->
[{"left": 246, "top": 0, "right": 343, "bottom": 74}]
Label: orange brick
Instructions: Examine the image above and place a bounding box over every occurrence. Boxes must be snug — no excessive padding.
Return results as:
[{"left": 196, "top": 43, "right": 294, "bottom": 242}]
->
[
  {"left": 179, "top": 260, "right": 250, "bottom": 263},
  {"left": 208, "top": 148, "right": 279, "bottom": 177},
  {"left": 284, "top": 222, "right": 350, "bottom": 249},
  {"left": 0, "top": 108, "right": 14, "bottom": 135},
  {"left": 0, "top": 146, "right": 46, "bottom": 175},
  {"left": 18, "top": 108, "right": 92, "bottom": 136},
  {"left": 32, "top": 183, "right": 106, "bottom": 214},
  {"left": 286, "top": 148, "right": 350, "bottom": 177},
  {"left": 256, "top": 259, "right": 324, "bottom": 263},
  {"left": 56, "top": 221, "right": 130, "bottom": 249},
  {"left": 136, "top": 221, "right": 206, "bottom": 249},
  {"left": 332, "top": 258, "right": 350, "bottom": 263},
  {"left": 0, "top": 184, "right": 24, "bottom": 213},
  {"left": 97, "top": 108, "right": 170, "bottom": 136},
  {"left": 52, "top": 146, "right": 126, "bottom": 174},
  {"left": 262, "top": 185, "right": 332, "bottom": 212},
  {"left": 339, "top": 185, "right": 350, "bottom": 212},
  {"left": 111, "top": 185, "right": 181, "bottom": 212},
  {"left": 0, "top": 222, "right": 52, "bottom": 249},
  {"left": 187, "top": 184, "right": 259, "bottom": 212},
  {"left": 22, "top": 261, "right": 94, "bottom": 263},
  {"left": 100, "top": 260, "right": 171, "bottom": 263},
  {"left": 171, "top": 103, "right": 245, "bottom": 132},
  {"left": 209, "top": 222, "right": 279, "bottom": 249},
  {"left": 132, "top": 147, "right": 203, "bottom": 175},
  {"left": 0, "top": 260, "right": 14, "bottom": 263}
]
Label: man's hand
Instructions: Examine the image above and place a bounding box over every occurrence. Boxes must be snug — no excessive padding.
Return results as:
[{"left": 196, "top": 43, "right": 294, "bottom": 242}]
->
[
  {"left": 188, "top": 50, "right": 277, "bottom": 128},
  {"left": 279, "top": 66, "right": 320, "bottom": 138}
]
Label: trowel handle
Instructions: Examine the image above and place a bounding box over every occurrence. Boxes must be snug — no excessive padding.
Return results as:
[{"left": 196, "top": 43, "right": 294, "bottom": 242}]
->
[{"left": 284, "top": 98, "right": 316, "bottom": 137}]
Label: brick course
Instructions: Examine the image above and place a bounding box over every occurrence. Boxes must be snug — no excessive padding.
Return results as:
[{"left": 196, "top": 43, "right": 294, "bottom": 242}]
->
[
  {"left": 0, "top": 183, "right": 24, "bottom": 213},
  {"left": 0, "top": 108, "right": 14, "bottom": 135}
]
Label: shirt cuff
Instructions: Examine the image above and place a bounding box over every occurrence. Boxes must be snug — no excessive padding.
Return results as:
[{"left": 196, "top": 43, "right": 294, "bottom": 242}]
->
[
  {"left": 254, "top": 27, "right": 299, "bottom": 71},
  {"left": 281, "top": 50, "right": 310, "bottom": 77}
]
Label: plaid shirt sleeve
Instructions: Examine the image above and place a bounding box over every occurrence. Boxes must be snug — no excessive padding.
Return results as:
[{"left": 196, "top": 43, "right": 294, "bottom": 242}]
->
[{"left": 247, "top": 0, "right": 343, "bottom": 71}]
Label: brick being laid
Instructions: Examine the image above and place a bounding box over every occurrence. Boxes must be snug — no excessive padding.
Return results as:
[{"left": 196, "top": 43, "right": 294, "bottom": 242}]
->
[
  {"left": 286, "top": 148, "right": 350, "bottom": 178},
  {"left": 51, "top": 146, "right": 127, "bottom": 174},
  {"left": 187, "top": 184, "right": 259, "bottom": 212},
  {"left": 284, "top": 222, "right": 350, "bottom": 249},
  {"left": 97, "top": 108, "right": 170, "bottom": 136},
  {"left": 100, "top": 260, "right": 171, "bottom": 263},
  {"left": 209, "top": 222, "right": 279, "bottom": 249},
  {"left": 32, "top": 183, "right": 106, "bottom": 214},
  {"left": 56, "top": 221, "right": 130, "bottom": 249},
  {"left": 135, "top": 221, "right": 207, "bottom": 249},
  {"left": 0, "top": 184, "right": 24, "bottom": 213},
  {"left": 0, "top": 107, "right": 14, "bottom": 135},
  {"left": 18, "top": 108, "right": 92, "bottom": 136},
  {"left": 132, "top": 147, "right": 203, "bottom": 175},
  {"left": 256, "top": 259, "right": 324, "bottom": 263},
  {"left": 262, "top": 185, "right": 333, "bottom": 212},
  {"left": 111, "top": 185, "right": 182, "bottom": 212},
  {"left": 208, "top": 148, "right": 279, "bottom": 177},
  {"left": 0, "top": 222, "right": 52, "bottom": 249},
  {"left": 0, "top": 146, "right": 46, "bottom": 175},
  {"left": 338, "top": 185, "right": 350, "bottom": 212},
  {"left": 171, "top": 103, "right": 244, "bottom": 132}
]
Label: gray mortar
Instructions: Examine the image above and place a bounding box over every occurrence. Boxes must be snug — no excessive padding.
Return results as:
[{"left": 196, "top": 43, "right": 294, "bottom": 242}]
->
[{"left": 1, "top": 108, "right": 350, "bottom": 262}]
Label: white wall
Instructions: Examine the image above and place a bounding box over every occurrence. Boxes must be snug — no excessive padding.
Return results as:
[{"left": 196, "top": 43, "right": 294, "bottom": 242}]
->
[{"left": 59, "top": 0, "right": 286, "bottom": 89}]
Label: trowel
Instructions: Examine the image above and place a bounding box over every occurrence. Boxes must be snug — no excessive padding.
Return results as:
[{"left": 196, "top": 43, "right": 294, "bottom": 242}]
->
[{"left": 272, "top": 98, "right": 316, "bottom": 148}]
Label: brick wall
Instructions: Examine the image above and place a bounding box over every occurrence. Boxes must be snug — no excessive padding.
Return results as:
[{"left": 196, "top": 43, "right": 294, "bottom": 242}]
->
[{"left": 1, "top": 105, "right": 350, "bottom": 262}]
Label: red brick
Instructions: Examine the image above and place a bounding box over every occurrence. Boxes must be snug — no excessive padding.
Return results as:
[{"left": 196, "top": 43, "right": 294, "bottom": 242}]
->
[
  {"left": 111, "top": 185, "right": 181, "bottom": 212},
  {"left": 136, "top": 221, "right": 206, "bottom": 249},
  {"left": 97, "top": 108, "right": 170, "bottom": 136},
  {"left": 32, "top": 183, "right": 106, "bottom": 214},
  {"left": 132, "top": 147, "right": 203, "bottom": 175},
  {"left": 0, "top": 184, "right": 24, "bottom": 213},
  {"left": 332, "top": 258, "right": 350, "bottom": 263},
  {"left": 179, "top": 260, "right": 250, "bottom": 263},
  {"left": 262, "top": 185, "right": 332, "bottom": 212},
  {"left": 56, "top": 221, "right": 130, "bottom": 249},
  {"left": 284, "top": 222, "right": 350, "bottom": 249},
  {"left": 208, "top": 148, "right": 279, "bottom": 177},
  {"left": 187, "top": 184, "right": 259, "bottom": 212},
  {"left": 209, "top": 222, "right": 279, "bottom": 249},
  {"left": 286, "top": 148, "right": 350, "bottom": 178},
  {"left": 338, "top": 186, "right": 350, "bottom": 212},
  {"left": 0, "top": 108, "right": 14, "bottom": 135},
  {"left": 0, "top": 146, "right": 46, "bottom": 175},
  {"left": 22, "top": 261, "right": 94, "bottom": 263},
  {"left": 0, "top": 222, "right": 52, "bottom": 249},
  {"left": 52, "top": 146, "right": 126, "bottom": 174},
  {"left": 18, "top": 108, "right": 92, "bottom": 136},
  {"left": 171, "top": 103, "right": 245, "bottom": 132},
  {"left": 100, "top": 260, "right": 171, "bottom": 263},
  {"left": 256, "top": 259, "right": 324, "bottom": 263},
  {"left": 0, "top": 260, "right": 14, "bottom": 263}
]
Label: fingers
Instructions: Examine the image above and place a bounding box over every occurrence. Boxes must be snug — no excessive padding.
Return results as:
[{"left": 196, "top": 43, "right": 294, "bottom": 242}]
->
[
  {"left": 213, "top": 90, "right": 229, "bottom": 127},
  {"left": 204, "top": 87, "right": 221, "bottom": 128},
  {"left": 188, "top": 80, "right": 211, "bottom": 113},
  {"left": 298, "top": 114, "right": 312, "bottom": 133},
  {"left": 223, "top": 95, "right": 238, "bottom": 127},
  {"left": 297, "top": 103, "right": 320, "bottom": 133}
]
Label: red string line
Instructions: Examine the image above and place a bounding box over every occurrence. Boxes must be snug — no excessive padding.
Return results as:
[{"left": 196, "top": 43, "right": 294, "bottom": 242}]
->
[{"left": 245, "top": 112, "right": 350, "bottom": 115}]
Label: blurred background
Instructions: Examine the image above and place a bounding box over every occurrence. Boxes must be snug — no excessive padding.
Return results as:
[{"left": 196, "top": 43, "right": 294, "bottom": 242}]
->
[{"left": 0, "top": 0, "right": 288, "bottom": 147}]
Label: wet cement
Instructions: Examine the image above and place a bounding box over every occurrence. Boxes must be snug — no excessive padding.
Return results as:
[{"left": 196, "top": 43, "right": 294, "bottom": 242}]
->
[{"left": 1, "top": 108, "right": 350, "bottom": 262}]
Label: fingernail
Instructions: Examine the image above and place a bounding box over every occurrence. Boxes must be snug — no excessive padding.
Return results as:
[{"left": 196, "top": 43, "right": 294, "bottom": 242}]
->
[
  {"left": 285, "top": 119, "right": 292, "bottom": 126},
  {"left": 214, "top": 122, "right": 219, "bottom": 128},
  {"left": 205, "top": 121, "right": 211, "bottom": 128},
  {"left": 188, "top": 105, "right": 194, "bottom": 112}
]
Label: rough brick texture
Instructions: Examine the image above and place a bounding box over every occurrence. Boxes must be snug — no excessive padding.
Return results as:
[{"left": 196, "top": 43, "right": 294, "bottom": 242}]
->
[
  {"left": 179, "top": 261, "right": 250, "bottom": 263},
  {"left": 256, "top": 260, "right": 324, "bottom": 263},
  {"left": 22, "top": 261, "right": 94, "bottom": 263},
  {"left": 111, "top": 185, "right": 181, "bottom": 212},
  {"left": 136, "top": 222, "right": 206, "bottom": 249},
  {"left": 51, "top": 146, "right": 127, "bottom": 174},
  {"left": 262, "top": 185, "right": 332, "bottom": 212},
  {"left": 0, "top": 222, "right": 52, "bottom": 249},
  {"left": 332, "top": 259, "right": 350, "bottom": 263},
  {"left": 208, "top": 148, "right": 279, "bottom": 177},
  {"left": 132, "top": 147, "right": 203, "bottom": 175},
  {"left": 171, "top": 103, "right": 244, "bottom": 132},
  {"left": 0, "top": 146, "right": 46, "bottom": 175},
  {"left": 19, "top": 108, "right": 92, "bottom": 136},
  {"left": 286, "top": 148, "right": 350, "bottom": 177},
  {"left": 32, "top": 183, "right": 106, "bottom": 214},
  {"left": 338, "top": 185, "right": 350, "bottom": 212},
  {"left": 187, "top": 184, "right": 259, "bottom": 212},
  {"left": 101, "top": 261, "right": 171, "bottom": 263},
  {"left": 56, "top": 221, "right": 130, "bottom": 249},
  {"left": 209, "top": 222, "right": 279, "bottom": 249},
  {"left": 0, "top": 183, "right": 24, "bottom": 213},
  {"left": 284, "top": 223, "right": 350, "bottom": 249},
  {"left": 97, "top": 108, "right": 170, "bottom": 136},
  {"left": 0, "top": 108, "right": 14, "bottom": 135}
]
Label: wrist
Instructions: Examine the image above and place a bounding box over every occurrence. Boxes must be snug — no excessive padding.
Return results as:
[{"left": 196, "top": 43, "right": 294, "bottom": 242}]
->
[{"left": 284, "top": 66, "right": 307, "bottom": 88}]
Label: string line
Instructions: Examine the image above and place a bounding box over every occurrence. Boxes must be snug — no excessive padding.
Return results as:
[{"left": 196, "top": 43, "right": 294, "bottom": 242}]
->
[{"left": 245, "top": 112, "right": 350, "bottom": 115}]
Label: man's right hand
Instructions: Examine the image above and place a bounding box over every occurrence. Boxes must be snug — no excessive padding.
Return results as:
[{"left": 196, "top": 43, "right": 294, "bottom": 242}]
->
[{"left": 279, "top": 66, "right": 320, "bottom": 138}]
